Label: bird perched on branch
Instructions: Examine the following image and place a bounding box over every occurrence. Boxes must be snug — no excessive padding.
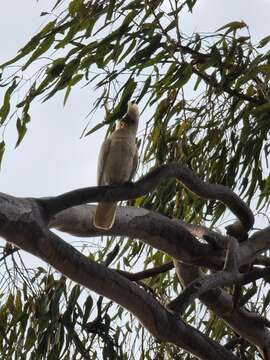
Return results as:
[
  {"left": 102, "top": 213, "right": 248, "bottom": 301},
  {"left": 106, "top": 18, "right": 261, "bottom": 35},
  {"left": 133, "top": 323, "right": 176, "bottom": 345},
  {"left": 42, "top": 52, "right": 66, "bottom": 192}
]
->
[{"left": 93, "top": 102, "right": 139, "bottom": 230}]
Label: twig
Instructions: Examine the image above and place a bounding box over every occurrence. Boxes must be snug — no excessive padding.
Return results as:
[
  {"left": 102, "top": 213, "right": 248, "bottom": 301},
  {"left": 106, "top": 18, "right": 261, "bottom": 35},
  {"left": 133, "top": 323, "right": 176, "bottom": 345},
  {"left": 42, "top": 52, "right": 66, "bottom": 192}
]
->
[{"left": 116, "top": 262, "right": 174, "bottom": 281}]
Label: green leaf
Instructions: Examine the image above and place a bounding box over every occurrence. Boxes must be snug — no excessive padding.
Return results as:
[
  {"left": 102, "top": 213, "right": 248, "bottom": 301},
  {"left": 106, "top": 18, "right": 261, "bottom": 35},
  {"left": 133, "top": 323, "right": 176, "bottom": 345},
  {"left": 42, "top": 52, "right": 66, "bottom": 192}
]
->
[
  {"left": 0, "top": 141, "right": 5, "bottom": 169},
  {"left": 63, "top": 74, "right": 84, "bottom": 105},
  {"left": 258, "top": 35, "right": 270, "bottom": 48},
  {"left": 15, "top": 104, "right": 31, "bottom": 148},
  {"left": 47, "top": 58, "right": 66, "bottom": 77},
  {"left": 43, "top": 58, "right": 81, "bottom": 101},
  {"left": 1, "top": 21, "right": 56, "bottom": 68},
  {"left": 238, "top": 286, "right": 257, "bottom": 307},
  {"left": 22, "top": 34, "right": 55, "bottom": 70},
  {"left": 56, "top": 22, "right": 79, "bottom": 49},
  {"left": 85, "top": 122, "right": 106, "bottom": 137},
  {"left": 128, "top": 34, "right": 162, "bottom": 66},
  {"left": 165, "top": 19, "right": 177, "bottom": 32},
  {"left": 82, "top": 296, "right": 93, "bottom": 326},
  {"left": 51, "top": 0, "right": 63, "bottom": 11},
  {"left": 69, "top": 0, "right": 85, "bottom": 16},
  {"left": 252, "top": 102, "right": 270, "bottom": 115},
  {"left": 99, "top": 11, "right": 136, "bottom": 47},
  {"left": 173, "top": 63, "right": 193, "bottom": 89},
  {"left": 258, "top": 64, "right": 270, "bottom": 75},
  {"left": 117, "top": 38, "right": 137, "bottom": 64},
  {"left": 0, "top": 80, "right": 17, "bottom": 124},
  {"left": 186, "top": 0, "right": 197, "bottom": 12},
  {"left": 25, "top": 327, "right": 36, "bottom": 350},
  {"left": 216, "top": 21, "right": 247, "bottom": 33},
  {"left": 136, "top": 76, "right": 151, "bottom": 103},
  {"left": 105, "top": 0, "right": 116, "bottom": 22},
  {"left": 0, "top": 37, "right": 39, "bottom": 67},
  {"left": 15, "top": 115, "right": 28, "bottom": 148},
  {"left": 262, "top": 289, "right": 270, "bottom": 312},
  {"left": 68, "top": 285, "right": 80, "bottom": 308}
]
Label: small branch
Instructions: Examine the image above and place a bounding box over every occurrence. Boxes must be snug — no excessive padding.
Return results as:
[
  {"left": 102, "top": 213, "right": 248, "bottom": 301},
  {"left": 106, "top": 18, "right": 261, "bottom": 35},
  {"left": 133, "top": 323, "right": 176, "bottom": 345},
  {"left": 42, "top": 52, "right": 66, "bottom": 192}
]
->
[
  {"left": 191, "top": 65, "right": 263, "bottom": 106},
  {"left": 173, "top": 261, "right": 270, "bottom": 355},
  {"left": 240, "top": 266, "right": 270, "bottom": 285},
  {"left": 167, "top": 270, "right": 240, "bottom": 314},
  {"left": 116, "top": 262, "right": 174, "bottom": 281},
  {"left": 240, "top": 227, "right": 270, "bottom": 266},
  {"left": 168, "top": 256, "right": 270, "bottom": 315}
]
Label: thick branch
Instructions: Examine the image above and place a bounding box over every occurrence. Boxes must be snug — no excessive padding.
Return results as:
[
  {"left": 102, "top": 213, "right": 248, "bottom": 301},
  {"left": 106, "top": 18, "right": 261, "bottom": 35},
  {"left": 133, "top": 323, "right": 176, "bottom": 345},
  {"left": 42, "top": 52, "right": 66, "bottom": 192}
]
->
[
  {"left": 50, "top": 204, "right": 225, "bottom": 269},
  {"left": 40, "top": 163, "right": 254, "bottom": 235},
  {"left": 49, "top": 203, "right": 270, "bottom": 355},
  {"left": 50, "top": 205, "right": 266, "bottom": 270},
  {"left": 0, "top": 193, "right": 239, "bottom": 360}
]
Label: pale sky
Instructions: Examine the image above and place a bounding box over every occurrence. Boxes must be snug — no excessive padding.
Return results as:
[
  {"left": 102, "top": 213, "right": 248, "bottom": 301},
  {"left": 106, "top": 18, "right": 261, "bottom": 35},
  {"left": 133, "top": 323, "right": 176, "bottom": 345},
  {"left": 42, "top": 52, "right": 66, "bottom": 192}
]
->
[{"left": 0, "top": 0, "right": 270, "bottom": 268}]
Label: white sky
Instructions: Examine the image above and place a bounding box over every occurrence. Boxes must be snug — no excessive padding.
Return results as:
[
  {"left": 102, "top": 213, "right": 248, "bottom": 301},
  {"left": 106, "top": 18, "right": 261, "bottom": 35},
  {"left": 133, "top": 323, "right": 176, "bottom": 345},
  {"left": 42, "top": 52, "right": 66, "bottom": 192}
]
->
[{"left": 0, "top": 0, "right": 270, "bottom": 268}]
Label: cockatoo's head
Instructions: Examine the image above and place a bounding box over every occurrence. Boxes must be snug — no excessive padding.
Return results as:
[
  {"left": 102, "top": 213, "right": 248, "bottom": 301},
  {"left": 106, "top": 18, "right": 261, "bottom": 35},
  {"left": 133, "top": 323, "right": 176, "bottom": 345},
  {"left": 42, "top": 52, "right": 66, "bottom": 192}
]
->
[
  {"left": 127, "top": 101, "right": 139, "bottom": 120},
  {"left": 121, "top": 101, "right": 139, "bottom": 126},
  {"left": 116, "top": 101, "right": 139, "bottom": 132}
]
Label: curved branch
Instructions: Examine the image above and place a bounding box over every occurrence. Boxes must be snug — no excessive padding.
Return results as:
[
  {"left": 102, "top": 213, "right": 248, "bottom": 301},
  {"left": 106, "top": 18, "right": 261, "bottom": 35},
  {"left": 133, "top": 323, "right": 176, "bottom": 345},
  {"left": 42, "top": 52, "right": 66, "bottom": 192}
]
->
[
  {"left": 40, "top": 163, "right": 254, "bottom": 235},
  {"left": 50, "top": 205, "right": 265, "bottom": 270}
]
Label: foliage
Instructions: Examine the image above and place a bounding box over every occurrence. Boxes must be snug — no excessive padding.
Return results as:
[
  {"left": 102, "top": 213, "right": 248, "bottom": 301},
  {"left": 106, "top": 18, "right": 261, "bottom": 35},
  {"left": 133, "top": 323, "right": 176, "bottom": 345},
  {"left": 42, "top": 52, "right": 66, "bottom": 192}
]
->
[{"left": 0, "top": 0, "right": 270, "bottom": 358}]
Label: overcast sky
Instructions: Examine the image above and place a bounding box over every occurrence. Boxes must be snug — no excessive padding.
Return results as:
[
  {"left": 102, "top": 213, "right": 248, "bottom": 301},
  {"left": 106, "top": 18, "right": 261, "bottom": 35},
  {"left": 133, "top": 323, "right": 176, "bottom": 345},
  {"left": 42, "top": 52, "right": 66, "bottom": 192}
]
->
[{"left": 0, "top": 0, "right": 270, "bottom": 268}]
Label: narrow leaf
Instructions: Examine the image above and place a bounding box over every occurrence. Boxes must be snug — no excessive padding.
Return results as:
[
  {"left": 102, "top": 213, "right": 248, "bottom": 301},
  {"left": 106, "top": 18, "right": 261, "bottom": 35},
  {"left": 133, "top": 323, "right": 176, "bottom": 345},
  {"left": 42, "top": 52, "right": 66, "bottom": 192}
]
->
[
  {"left": 216, "top": 21, "right": 247, "bottom": 33},
  {"left": 85, "top": 122, "right": 106, "bottom": 136},
  {"left": 0, "top": 141, "right": 5, "bottom": 169},
  {"left": 0, "top": 80, "right": 17, "bottom": 123},
  {"left": 22, "top": 34, "right": 55, "bottom": 70}
]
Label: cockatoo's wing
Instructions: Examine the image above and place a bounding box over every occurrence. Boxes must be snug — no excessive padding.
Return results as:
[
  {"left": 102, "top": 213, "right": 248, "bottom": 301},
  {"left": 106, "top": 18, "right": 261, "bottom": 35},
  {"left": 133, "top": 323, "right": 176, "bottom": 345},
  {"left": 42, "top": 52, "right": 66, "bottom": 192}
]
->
[{"left": 97, "top": 137, "right": 111, "bottom": 186}]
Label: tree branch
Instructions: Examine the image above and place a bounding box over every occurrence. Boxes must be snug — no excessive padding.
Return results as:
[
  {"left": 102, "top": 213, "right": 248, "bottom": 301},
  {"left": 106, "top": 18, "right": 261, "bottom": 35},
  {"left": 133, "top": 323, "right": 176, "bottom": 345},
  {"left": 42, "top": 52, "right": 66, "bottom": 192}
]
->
[
  {"left": 0, "top": 192, "right": 240, "bottom": 360},
  {"left": 173, "top": 261, "right": 270, "bottom": 357},
  {"left": 50, "top": 205, "right": 267, "bottom": 270},
  {"left": 50, "top": 204, "right": 225, "bottom": 270},
  {"left": 116, "top": 262, "right": 174, "bottom": 281},
  {"left": 40, "top": 163, "right": 254, "bottom": 235},
  {"left": 190, "top": 65, "right": 263, "bottom": 106},
  {"left": 240, "top": 227, "right": 270, "bottom": 265}
]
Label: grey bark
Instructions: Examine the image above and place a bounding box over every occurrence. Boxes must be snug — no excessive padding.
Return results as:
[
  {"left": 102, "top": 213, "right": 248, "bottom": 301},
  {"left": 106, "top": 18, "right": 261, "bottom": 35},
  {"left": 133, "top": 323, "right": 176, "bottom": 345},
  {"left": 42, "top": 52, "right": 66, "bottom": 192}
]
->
[{"left": 0, "top": 163, "right": 268, "bottom": 359}]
